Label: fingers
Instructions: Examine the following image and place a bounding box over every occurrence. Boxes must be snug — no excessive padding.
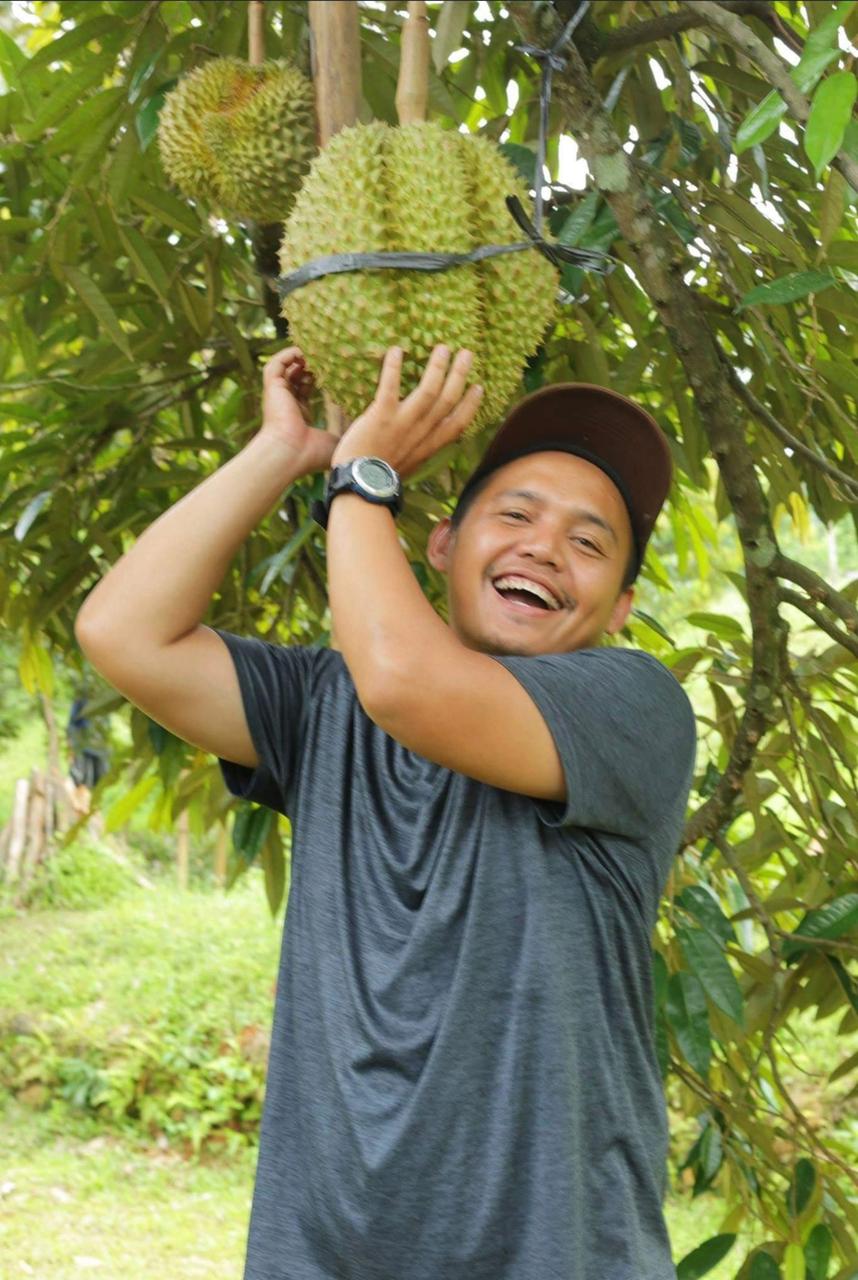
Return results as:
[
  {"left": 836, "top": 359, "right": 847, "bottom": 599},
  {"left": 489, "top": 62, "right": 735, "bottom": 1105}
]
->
[
  {"left": 436, "top": 382, "right": 484, "bottom": 442},
  {"left": 375, "top": 345, "right": 403, "bottom": 406},
  {"left": 400, "top": 344, "right": 476, "bottom": 425},
  {"left": 263, "top": 347, "right": 306, "bottom": 385}
]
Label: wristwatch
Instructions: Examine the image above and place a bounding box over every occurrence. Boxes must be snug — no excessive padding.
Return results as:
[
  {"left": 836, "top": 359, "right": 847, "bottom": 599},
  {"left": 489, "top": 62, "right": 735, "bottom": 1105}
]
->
[{"left": 310, "top": 456, "right": 403, "bottom": 530}]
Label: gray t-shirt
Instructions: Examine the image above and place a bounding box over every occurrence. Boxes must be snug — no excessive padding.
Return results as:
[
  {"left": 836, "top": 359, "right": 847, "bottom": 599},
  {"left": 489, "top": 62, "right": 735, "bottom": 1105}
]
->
[{"left": 215, "top": 629, "right": 697, "bottom": 1280}]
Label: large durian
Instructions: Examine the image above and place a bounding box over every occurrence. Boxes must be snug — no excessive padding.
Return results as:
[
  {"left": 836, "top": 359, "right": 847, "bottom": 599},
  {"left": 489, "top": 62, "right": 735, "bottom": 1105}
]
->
[
  {"left": 158, "top": 57, "right": 315, "bottom": 223},
  {"left": 279, "top": 121, "right": 559, "bottom": 432}
]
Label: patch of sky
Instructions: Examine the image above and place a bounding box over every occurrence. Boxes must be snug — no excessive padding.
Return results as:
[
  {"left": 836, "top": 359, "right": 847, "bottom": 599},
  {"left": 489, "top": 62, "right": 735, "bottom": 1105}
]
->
[
  {"left": 751, "top": 183, "right": 784, "bottom": 226},
  {"left": 773, "top": 37, "right": 799, "bottom": 66},
  {"left": 557, "top": 135, "right": 589, "bottom": 190},
  {"left": 507, "top": 80, "right": 519, "bottom": 112},
  {"left": 648, "top": 58, "right": 669, "bottom": 90},
  {"left": 779, "top": 122, "right": 799, "bottom": 144},
  {"left": 449, "top": 48, "right": 468, "bottom": 64}
]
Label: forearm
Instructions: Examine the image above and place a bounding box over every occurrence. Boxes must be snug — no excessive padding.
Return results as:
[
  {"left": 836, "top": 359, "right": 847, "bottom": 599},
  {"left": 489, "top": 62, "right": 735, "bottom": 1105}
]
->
[
  {"left": 326, "top": 493, "right": 455, "bottom": 710},
  {"left": 76, "top": 432, "right": 305, "bottom": 649}
]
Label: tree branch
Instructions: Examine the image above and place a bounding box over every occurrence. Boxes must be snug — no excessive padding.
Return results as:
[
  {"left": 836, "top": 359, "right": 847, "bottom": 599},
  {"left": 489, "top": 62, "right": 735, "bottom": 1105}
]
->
[
  {"left": 691, "top": 0, "right": 858, "bottom": 192},
  {"left": 725, "top": 365, "right": 858, "bottom": 503},
  {"left": 508, "top": 1, "right": 786, "bottom": 851},
  {"left": 775, "top": 554, "right": 858, "bottom": 631},
  {"left": 778, "top": 589, "right": 858, "bottom": 659},
  {"left": 597, "top": 2, "right": 792, "bottom": 59}
]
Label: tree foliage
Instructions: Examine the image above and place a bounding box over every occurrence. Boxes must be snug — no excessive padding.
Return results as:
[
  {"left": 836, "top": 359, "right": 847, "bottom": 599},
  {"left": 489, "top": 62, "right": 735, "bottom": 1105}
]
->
[{"left": 1, "top": 0, "right": 857, "bottom": 1272}]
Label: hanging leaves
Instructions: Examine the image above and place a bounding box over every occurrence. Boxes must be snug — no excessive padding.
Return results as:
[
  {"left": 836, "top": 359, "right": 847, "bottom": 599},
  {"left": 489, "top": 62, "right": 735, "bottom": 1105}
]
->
[{"left": 804, "top": 71, "right": 858, "bottom": 178}]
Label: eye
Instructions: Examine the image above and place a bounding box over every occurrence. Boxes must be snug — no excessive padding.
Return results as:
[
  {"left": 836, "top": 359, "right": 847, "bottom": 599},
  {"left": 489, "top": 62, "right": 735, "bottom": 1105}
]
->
[
  {"left": 502, "top": 510, "right": 529, "bottom": 521},
  {"left": 573, "top": 536, "right": 599, "bottom": 551}
]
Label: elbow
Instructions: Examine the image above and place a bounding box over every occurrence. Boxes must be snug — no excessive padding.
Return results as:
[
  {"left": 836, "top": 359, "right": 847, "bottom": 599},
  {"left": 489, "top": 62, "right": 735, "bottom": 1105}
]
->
[{"left": 357, "top": 656, "right": 409, "bottom": 728}]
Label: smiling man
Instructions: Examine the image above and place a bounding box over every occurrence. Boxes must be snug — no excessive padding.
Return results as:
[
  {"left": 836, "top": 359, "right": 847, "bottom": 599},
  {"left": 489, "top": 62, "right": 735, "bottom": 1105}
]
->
[{"left": 75, "top": 344, "right": 697, "bottom": 1280}]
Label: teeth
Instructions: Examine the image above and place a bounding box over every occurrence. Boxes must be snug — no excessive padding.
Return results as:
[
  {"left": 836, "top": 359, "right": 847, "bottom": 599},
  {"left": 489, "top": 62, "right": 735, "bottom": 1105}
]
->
[{"left": 493, "top": 575, "right": 560, "bottom": 610}]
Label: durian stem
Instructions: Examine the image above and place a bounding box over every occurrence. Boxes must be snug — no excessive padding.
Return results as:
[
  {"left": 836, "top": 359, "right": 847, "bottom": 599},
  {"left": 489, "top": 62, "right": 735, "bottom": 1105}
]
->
[
  {"left": 248, "top": 0, "right": 265, "bottom": 64},
  {"left": 396, "top": 1, "right": 429, "bottom": 124}
]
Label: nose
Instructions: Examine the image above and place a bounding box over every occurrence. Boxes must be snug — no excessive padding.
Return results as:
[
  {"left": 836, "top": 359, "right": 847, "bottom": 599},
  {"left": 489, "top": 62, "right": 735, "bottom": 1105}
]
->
[{"left": 514, "top": 518, "right": 565, "bottom": 569}]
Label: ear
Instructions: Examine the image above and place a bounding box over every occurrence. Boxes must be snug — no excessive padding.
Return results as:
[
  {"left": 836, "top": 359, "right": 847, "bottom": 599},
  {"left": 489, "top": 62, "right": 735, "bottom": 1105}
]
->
[
  {"left": 427, "top": 517, "right": 455, "bottom": 574},
  {"left": 605, "top": 586, "right": 634, "bottom": 636}
]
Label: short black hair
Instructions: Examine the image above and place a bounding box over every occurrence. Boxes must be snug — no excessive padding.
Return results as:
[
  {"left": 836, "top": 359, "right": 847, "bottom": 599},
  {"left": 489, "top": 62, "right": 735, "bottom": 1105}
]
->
[{"left": 450, "top": 470, "right": 638, "bottom": 592}]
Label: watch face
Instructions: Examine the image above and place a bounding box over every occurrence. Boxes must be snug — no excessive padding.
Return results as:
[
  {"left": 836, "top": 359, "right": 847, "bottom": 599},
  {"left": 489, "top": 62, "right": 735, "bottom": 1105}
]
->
[{"left": 355, "top": 457, "right": 398, "bottom": 497}]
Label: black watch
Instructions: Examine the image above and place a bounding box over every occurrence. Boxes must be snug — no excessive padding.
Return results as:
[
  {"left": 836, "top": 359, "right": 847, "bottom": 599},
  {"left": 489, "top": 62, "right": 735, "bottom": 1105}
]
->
[{"left": 311, "top": 457, "right": 403, "bottom": 530}]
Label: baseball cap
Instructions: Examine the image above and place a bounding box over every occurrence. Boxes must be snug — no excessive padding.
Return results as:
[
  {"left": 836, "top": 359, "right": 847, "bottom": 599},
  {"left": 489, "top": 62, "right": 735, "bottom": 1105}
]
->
[{"left": 454, "top": 383, "right": 673, "bottom": 582}]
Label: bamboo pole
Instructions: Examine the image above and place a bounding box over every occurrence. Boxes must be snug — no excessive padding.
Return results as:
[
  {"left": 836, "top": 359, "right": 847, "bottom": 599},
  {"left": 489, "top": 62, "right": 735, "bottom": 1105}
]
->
[{"left": 396, "top": 1, "right": 429, "bottom": 124}]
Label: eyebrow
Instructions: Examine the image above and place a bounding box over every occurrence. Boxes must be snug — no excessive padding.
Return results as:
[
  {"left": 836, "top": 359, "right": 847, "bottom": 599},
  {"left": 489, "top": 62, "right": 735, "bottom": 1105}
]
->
[{"left": 494, "top": 489, "right": 619, "bottom": 546}]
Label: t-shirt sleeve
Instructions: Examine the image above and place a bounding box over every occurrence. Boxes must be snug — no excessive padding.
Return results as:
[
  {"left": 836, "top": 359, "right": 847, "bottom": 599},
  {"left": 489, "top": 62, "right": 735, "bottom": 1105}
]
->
[
  {"left": 490, "top": 646, "right": 697, "bottom": 839},
  {"left": 213, "top": 627, "right": 319, "bottom": 817}
]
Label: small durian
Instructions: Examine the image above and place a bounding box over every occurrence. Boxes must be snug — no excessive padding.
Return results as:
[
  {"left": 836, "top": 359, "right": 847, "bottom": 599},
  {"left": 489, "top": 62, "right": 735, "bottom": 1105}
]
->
[
  {"left": 158, "top": 57, "right": 316, "bottom": 223},
  {"left": 279, "top": 121, "right": 558, "bottom": 432}
]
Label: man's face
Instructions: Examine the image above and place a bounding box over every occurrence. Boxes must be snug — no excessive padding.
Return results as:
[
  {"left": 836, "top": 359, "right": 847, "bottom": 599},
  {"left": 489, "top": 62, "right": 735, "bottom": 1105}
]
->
[{"left": 426, "top": 451, "right": 636, "bottom": 656}]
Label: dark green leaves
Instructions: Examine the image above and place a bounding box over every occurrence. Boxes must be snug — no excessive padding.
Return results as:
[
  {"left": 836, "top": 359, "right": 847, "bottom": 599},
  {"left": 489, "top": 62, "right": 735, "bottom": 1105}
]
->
[
  {"left": 676, "top": 925, "right": 745, "bottom": 1027},
  {"left": 781, "top": 892, "right": 858, "bottom": 961},
  {"left": 676, "top": 1233, "right": 737, "bottom": 1279},
  {"left": 666, "top": 972, "right": 711, "bottom": 1077},
  {"left": 736, "top": 269, "right": 838, "bottom": 309}
]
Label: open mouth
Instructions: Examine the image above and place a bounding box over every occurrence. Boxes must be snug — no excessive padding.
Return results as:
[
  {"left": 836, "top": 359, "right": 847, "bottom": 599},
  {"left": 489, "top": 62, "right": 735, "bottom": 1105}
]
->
[{"left": 491, "top": 581, "right": 561, "bottom": 617}]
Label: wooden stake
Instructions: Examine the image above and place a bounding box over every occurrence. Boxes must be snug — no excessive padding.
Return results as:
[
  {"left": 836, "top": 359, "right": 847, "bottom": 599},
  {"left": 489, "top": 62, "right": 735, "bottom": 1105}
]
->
[
  {"left": 177, "top": 802, "right": 190, "bottom": 891},
  {"left": 5, "top": 777, "right": 30, "bottom": 883},
  {"left": 396, "top": 1, "right": 429, "bottom": 124},
  {"left": 248, "top": 0, "right": 266, "bottom": 65},
  {"left": 214, "top": 825, "right": 228, "bottom": 886}
]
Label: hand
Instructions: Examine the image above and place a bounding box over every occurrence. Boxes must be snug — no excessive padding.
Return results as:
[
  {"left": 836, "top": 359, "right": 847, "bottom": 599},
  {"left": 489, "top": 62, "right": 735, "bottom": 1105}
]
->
[
  {"left": 330, "top": 345, "right": 483, "bottom": 479},
  {"left": 256, "top": 347, "right": 337, "bottom": 478}
]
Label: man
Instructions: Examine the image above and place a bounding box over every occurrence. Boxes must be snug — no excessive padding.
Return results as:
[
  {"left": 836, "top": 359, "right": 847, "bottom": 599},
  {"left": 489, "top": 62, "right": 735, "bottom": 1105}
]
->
[{"left": 75, "top": 343, "right": 696, "bottom": 1280}]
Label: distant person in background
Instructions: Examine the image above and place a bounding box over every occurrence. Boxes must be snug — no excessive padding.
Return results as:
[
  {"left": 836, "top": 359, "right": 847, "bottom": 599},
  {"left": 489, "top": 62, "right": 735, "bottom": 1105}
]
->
[{"left": 66, "top": 688, "right": 110, "bottom": 795}]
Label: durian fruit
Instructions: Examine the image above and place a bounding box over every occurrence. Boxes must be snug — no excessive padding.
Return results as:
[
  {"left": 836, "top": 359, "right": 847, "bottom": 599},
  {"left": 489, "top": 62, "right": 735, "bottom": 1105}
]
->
[
  {"left": 158, "top": 57, "right": 316, "bottom": 223},
  {"left": 279, "top": 120, "right": 558, "bottom": 432}
]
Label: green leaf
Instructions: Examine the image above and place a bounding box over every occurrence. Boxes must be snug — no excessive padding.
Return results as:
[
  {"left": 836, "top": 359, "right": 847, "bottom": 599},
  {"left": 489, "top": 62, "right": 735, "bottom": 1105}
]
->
[
  {"left": 135, "top": 80, "right": 177, "bottom": 152},
  {"left": 116, "top": 223, "right": 173, "bottom": 303},
  {"left": 676, "top": 926, "right": 744, "bottom": 1027},
  {"left": 749, "top": 1253, "right": 781, "bottom": 1280},
  {"left": 805, "top": 71, "right": 857, "bottom": 177},
  {"left": 685, "top": 611, "right": 745, "bottom": 641},
  {"left": 105, "top": 774, "right": 158, "bottom": 832},
  {"left": 786, "top": 1157, "right": 816, "bottom": 1218},
  {"left": 666, "top": 972, "right": 711, "bottom": 1077},
  {"left": 783, "top": 1241, "right": 806, "bottom": 1280},
  {"left": 498, "top": 141, "right": 539, "bottom": 187},
  {"left": 16, "top": 51, "right": 117, "bottom": 141},
  {"left": 432, "top": 0, "right": 473, "bottom": 74},
  {"left": 261, "top": 828, "right": 285, "bottom": 916},
  {"left": 795, "top": 1, "right": 855, "bottom": 94},
  {"left": 735, "top": 89, "right": 787, "bottom": 154},
  {"left": 734, "top": 3, "right": 854, "bottom": 154},
  {"left": 804, "top": 1222, "right": 833, "bottom": 1280},
  {"left": 781, "top": 892, "right": 858, "bottom": 961},
  {"left": 677, "top": 886, "right": 738, "bottom": 945},
  {"left": 736, "top": 269, "right": 837, "bottom": 309},
  {"left": 676, "top": 1233, "right": 737, "bottom": 1279},
  {"left": 132, "top": 184, "right": 202, "bottom": 238},
  {"left": 41, "top": 86, "right": 125, "bottom": 158},
  {"left": 28, "top": 14, "right": 119, "bottom": 69},
  {"left": 557, "top": 191, "right": 601, "bottom": 247},
  {"left": 61, "top": 265, "right": 133, "bottom": 360}
]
